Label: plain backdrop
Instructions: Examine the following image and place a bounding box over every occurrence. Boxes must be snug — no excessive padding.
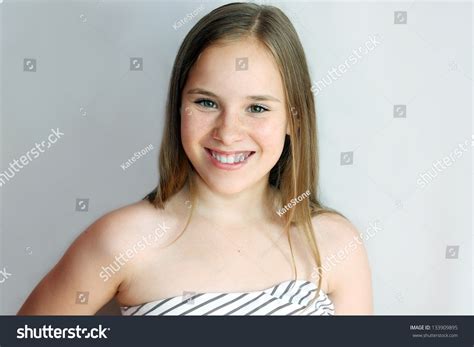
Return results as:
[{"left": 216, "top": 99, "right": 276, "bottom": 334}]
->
[{"left": 0, "top": 0, "right": 472, "bottom": 315}]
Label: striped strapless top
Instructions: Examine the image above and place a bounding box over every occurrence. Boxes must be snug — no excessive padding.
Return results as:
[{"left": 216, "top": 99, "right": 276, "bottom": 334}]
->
[{"left": 120, "top": 279, "right": 335, "bottom": 316}]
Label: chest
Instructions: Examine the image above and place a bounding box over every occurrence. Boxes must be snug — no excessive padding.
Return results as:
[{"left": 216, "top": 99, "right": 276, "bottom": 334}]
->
[{"left": 116, "top": 222, "right": 320, "bottom": 306}]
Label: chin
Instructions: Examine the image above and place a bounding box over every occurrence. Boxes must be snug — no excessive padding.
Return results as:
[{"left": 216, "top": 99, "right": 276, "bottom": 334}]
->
[{"left": 202, "top": 176, "right": 253, "bottom": 195}]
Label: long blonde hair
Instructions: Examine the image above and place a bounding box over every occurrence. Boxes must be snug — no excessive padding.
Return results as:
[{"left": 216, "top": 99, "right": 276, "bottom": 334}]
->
[{"left": 144, "top": 2, "right": 347, "bottom": 311}]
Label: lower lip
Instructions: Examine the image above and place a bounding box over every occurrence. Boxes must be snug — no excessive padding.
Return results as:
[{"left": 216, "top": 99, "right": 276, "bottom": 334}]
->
[{"left": 205, "top": 148, "right": 254, "bottom": 171}]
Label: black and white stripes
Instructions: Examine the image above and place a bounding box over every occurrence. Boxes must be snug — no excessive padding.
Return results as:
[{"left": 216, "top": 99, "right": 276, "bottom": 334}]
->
[{"left": 121, "top": 279, "right": 335, "bottom": 316}]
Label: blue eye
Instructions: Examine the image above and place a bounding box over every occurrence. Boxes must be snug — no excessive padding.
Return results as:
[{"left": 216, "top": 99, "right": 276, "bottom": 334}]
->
[
  {"left": 195, "top": 99, "right": 217, "bottom": 109},
  {"left": 248, "top": 104, "right": 269, "bottom": 113}
]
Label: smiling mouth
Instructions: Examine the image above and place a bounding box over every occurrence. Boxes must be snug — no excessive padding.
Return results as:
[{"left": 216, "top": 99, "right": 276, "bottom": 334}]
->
[{"left": 205, "top": 148, "right": 255, "bottom": 165}]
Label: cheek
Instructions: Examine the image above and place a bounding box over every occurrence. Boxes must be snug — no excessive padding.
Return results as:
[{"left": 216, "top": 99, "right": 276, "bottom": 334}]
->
[
  {"left": 254, "top": 124, "right": 286, "bottom": 165},
  {"left": 254, "top": 119, "right": 287, "bottom": 157},
  {"left": 181, "top": 111, "right": 212, "bottom": 149}
]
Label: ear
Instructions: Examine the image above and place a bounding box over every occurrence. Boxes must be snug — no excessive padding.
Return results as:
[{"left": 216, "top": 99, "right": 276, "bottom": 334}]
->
[{"left": 286, "top": 122, "right": 291, "bottom": 136}]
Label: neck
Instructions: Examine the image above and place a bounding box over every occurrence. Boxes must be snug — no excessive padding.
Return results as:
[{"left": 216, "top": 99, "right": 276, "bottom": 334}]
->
[{"left": 188, "top": 172, "right": 277, "bottom": 227}]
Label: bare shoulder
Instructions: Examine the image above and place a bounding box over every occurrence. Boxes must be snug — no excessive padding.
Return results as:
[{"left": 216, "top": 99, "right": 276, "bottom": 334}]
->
[
  {"left": 76, "top": 200, "right": 146, "bottom": 259},
  {"left": 85, "top": 199, "right": 184, "bottom": 259},
  {"left": 311, "top": 212, "right": 361, "bottom": 250},
  {"left": 17, "top": 199, "right": 177, "bottom": 315},
  {"left": 87, "top": 200, "right": 164, "bottom": 244},
  {"left": 76, "top": 197, "right": 187, "bottom": 288},
  {"left": 310, "top": 212, "right": 373, "bottom": 314},
  {"left": 17, "top": 189, "right": 194, "bottom": 315}
]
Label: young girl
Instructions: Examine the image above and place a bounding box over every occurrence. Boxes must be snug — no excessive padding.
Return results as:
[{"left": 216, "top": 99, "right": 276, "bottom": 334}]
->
[{"left": 18, "top": 2, "right": 372, "bottom": 316}]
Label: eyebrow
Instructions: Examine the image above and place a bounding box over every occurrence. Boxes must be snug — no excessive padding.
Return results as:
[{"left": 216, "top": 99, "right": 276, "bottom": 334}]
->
[{"left": 186, "top": 88, "right": 281, "bottom": 103}]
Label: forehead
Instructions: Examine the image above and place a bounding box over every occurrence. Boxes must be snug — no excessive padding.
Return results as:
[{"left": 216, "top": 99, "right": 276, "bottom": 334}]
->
[{"left": 185, "top": 37, "right": 285, "bottom": 100}]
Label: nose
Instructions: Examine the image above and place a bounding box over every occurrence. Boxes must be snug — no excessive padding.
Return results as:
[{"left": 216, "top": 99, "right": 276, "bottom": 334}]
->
[{"left": 212, "top": 108, "right": 244, "bottom": 145}]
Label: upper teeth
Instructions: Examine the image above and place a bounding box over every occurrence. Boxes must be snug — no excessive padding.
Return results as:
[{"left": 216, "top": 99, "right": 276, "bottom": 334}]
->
[{"left": 211, "top": 150, "right": 251, "bottom": 164}]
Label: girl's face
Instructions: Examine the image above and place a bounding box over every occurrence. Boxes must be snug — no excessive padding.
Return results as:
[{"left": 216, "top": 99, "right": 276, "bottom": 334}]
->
[{"left": 181, "top": 37, "right": 289, "bottom": 195}]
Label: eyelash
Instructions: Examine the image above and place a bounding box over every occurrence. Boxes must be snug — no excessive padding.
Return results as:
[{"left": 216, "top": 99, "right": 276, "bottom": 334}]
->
[{"left": 194, "top": 98, "right": 270, "bottom": 114}]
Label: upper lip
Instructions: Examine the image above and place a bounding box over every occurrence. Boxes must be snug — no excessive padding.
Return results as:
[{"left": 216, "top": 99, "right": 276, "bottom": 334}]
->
[{"left": 206, "top": 147, "right": 255, "bottom": 155}]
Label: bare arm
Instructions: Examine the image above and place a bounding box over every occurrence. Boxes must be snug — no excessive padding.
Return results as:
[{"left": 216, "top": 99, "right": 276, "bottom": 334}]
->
[{"left": 17, "top": 212, "right": 130, "bottom": 315}]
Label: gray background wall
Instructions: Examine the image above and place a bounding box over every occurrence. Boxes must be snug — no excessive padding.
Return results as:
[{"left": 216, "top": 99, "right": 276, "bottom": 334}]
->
[{"left": 0, "top": 0, "right": 472, "bottom": 315}]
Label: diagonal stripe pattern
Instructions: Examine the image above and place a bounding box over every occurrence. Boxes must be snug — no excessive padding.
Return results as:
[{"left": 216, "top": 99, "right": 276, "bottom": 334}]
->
[{"left": 120, "top": 279, "right": 335, "bottom": 316}]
